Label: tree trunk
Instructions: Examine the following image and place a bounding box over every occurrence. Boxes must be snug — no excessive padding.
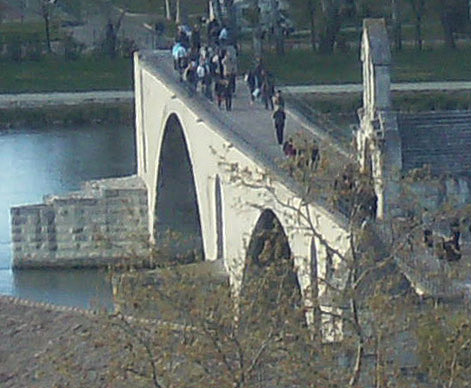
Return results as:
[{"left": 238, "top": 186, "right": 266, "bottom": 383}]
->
[
  {"left": 42, "top": 5, "right": 52, "bottom": 53},
  {"left": 164, "top": 0, "right": 172, "bottom": 20},
  {"left": 175, "top": 0, "right": 181, "bottom": 24},
  {"left": 415, "top": 14, "right": 422, "bottom": 50},
  {"left": 317, "top": 0, "right": 341, "bottom": 54},
  {"left": 308, "top": 0, "right": 316, "bottom": 51},
  {"left": 441, "top": 9, "right": 456, "bottom": 49},
  {"left": 211, "top": 0, "right": 224, "bottom": 24},
  {"left": 224, "top": 0, "right": 238, "bottom": 45},
  {"left": 391, "top": 0, "right": 402, "bottom": 51},
  {"left": 270, "top": 0, "right": 284, "bottom": 55},
  {"left": 251, "top": 0, "right": 262, "bottom": 58}
]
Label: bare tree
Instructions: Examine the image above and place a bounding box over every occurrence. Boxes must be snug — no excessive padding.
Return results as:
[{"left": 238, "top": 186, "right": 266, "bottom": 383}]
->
[
  {"left": 307, "top": 0, "right": 317, "bottom": 51},
  {"left": 38, "top": 0, "right": 55, "bottom": 53},
  {"left": 407, "top": 0, "right": 425, "bottom": 50},
  {"left": 391, "top": 0, "right": 402, "bottom": 50},
  {"left": 164, "top": 0, "right": 172, "bottom": 20}
]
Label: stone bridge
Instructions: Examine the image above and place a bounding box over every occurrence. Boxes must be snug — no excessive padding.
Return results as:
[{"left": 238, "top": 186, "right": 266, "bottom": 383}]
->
[
  {"left": 11, "top": 48, "right": 356, "bottom": 338},
  {"left": 134, "top": 50, "right": 353, "bottom": 327},
  {"left": 15, "top": 19, "right": 468, "bottom": 336}
]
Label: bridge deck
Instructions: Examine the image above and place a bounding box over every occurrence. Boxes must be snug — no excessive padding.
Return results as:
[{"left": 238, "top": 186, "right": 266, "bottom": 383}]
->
[{"left": 139, "top": 50, "right": 352, "bottom": 225}]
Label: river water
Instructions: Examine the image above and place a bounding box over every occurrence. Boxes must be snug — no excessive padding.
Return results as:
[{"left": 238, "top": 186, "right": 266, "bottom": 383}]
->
[{"left": 0, "top": 124, "right": 136, "bottom": 308}]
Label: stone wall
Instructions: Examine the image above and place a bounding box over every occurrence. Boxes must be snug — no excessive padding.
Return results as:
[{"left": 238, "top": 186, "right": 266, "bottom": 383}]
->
[
  {"left": 11, "top": 176, "right": 149, "bottom": 269},
  {"left": 398, "top": 111, "right": 471, "bottom": 176}
]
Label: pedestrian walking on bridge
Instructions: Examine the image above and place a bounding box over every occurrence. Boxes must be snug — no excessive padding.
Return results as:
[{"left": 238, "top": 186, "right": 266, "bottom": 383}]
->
[{"left": 273, "top": 106, "right": 286, "bottom": 145}]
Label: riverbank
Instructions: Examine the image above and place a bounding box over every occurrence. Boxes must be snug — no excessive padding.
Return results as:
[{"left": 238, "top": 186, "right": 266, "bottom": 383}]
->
[
  {"left": 0, "top": 295, "right": 117, "bottom": 387},
  {"left": 0, "top": 91, "right": 134, "bottom": 128}
]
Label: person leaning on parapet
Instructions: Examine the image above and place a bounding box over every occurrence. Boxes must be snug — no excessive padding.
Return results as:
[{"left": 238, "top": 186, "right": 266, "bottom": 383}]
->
[{"left": 273, "top": 106, "right": 286, "bottom": 145}]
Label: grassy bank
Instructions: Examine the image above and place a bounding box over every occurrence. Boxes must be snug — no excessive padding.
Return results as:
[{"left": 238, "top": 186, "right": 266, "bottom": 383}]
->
[
  {"left": 294, "top": 90, "right": 471, "bottom": 114},
  {"left": 285, "top": 90, "right": 471, "bottom": 143},
  {"left": 243, "top": 46, "right": 471, "bottom": 85},
  {"left": 2, "top": 46, "right": 471, "bottom": 93},
  {"left": 0, "top": 103, "right": 134, "bottom": 129},
  {"left": 0, "top": 56, "right": 133, "bottom": 93}
]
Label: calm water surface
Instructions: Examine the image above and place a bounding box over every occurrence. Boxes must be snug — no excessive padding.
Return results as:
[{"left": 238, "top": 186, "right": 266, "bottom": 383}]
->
[{"left": 0, "top": 124, "right": 136, "bottom": 308}]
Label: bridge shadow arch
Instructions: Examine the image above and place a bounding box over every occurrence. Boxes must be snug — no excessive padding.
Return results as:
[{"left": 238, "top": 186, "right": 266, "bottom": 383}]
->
[
  {"left": 154, "top": 113, "right": 204, "bottom": 263},
  {"left": 242, "top": 209, "right": 302, "bottom": 319}
]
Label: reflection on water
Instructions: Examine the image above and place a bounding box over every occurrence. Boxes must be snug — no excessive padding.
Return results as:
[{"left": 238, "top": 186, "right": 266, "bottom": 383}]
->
[{"left": 0, "top": 124, "right": 136, "bottom": 308}]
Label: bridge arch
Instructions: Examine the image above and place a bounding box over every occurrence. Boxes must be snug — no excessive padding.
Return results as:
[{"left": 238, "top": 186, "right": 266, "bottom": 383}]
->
[
  {"left": 246, "top": 209, "right": 291, "bottom": 268},
  {"left": 243, "top": 209, "right": 301, "bottom": 311},
  {"left": 154, "top": 113, "right": 204, "bottom": 263}
]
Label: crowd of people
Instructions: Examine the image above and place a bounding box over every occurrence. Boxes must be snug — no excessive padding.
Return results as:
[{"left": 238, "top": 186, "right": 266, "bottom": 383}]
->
[
  {"left": 171, "top": 21, "right": 238, "bottom": 111},
  {"left": 170, "top": 20, "right": 312, "bottom": 161}
]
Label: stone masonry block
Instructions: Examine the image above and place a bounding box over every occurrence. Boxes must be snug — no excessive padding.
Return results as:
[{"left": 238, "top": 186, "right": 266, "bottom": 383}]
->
[
  {"left": 103, "top": 189, "right": 120, "bottom": 198},
  {"left": 12, "top": 216, "right": 28, "bottom": 226},
  {"left": 11, "top": 227, "right": 22, "bottom": 235},
  {"left": 12, "top": 235, "right": 24, "bottom": 243}
]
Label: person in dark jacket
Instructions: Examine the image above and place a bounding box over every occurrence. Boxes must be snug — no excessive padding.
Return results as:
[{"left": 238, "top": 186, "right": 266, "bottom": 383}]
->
[
  {"left": 191, "top": 24, "right": 201, "bottom": 51},
  {"left": 215, "top": 77, "right": 225, "bottom": 108},
  {"left": 261, "top": 70, "right": 274, "bottom": 110},
  {"left": 245, "top": 70, "right": 256, "bottom": 104},
  {"left": 273, "top": 106, "right": 286, "bottom": 145},
  {"left": 223, "top": 79, "right": 232, "bottom": 111}
]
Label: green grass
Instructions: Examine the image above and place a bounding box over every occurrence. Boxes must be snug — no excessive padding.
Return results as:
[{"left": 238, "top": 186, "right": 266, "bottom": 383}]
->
[
  {"left": 0, "top": 21, "right": 62, "bottom": 41},
  {"left": 258, "top": 50, "right": 362, "bottom": 85},
  {"left": 295, "top": 90, "right": 471, "bottom": 115},
  {"left": 0, "top": 56, "right": 133, "bottom": 93},
  {"left": 393, "top": 47, "right": 471, "bottom": 82},
  {"left": 238, "top": 46, "right": 471, "bottom": 86},
  {"left": 110, "top": 0, "right": 207, "bottom": 16}
]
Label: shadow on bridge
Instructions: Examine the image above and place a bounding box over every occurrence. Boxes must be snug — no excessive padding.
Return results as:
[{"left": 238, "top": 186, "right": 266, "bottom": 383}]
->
[{"left": 154, "top": 113, "right": 204, "bottom": 263}]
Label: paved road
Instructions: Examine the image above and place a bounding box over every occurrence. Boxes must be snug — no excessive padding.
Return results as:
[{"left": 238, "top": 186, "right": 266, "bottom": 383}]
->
[
  {"left": 2, "top": 80, "right": 471, "bottom": 109},
  {"left": 0, "top": 91, "right": 133, "bottom": 109},
  {"left": 282, "top": 81, "right": 471, "bottom": 94}
]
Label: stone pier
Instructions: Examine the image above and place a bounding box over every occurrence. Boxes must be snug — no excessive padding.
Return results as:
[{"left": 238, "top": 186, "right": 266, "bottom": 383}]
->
[{"left": 11, "top": 176, "right": 149, "bottom": 269}]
